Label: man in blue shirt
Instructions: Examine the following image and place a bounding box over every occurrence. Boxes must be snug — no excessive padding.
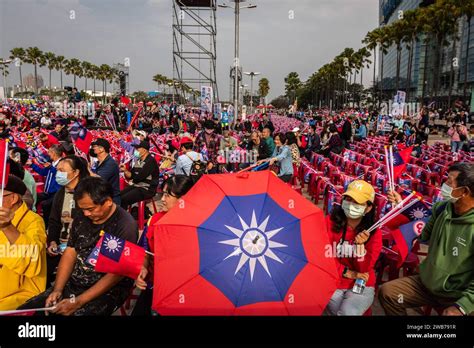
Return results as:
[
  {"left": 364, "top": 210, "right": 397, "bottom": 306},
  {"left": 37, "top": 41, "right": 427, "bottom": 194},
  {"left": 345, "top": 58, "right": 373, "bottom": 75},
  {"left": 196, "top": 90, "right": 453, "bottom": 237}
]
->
[
  {"left": 31, "top": 144, "right": 64, "bottom": 227},
  {"left": 354, "top": 120, "right": 368, "bottom": 141},
  {"left": 175, "top": 137, "right": 204, "bottom": 176},
  {"left": 91, "top": 138, "right": 121, "bottom": 205}
]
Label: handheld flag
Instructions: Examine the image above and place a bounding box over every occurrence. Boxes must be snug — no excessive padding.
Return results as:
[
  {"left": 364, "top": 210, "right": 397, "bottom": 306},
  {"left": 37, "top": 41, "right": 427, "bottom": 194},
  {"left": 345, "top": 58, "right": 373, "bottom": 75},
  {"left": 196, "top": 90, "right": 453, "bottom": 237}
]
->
[
  {"left": 392, "top": 147, "right": 413, "bottom": 180},
  {"left": 95, "top": 233, "right": 145, "bottom": 279},
  {"left": 383, "top": 195, "right": 431, "bottom": 230},
  {"left": 391, "top": 218, "right": 428, "bottom": 267},
  {"left": 70, "top": 123, "right": 93, "bottom": 155}
]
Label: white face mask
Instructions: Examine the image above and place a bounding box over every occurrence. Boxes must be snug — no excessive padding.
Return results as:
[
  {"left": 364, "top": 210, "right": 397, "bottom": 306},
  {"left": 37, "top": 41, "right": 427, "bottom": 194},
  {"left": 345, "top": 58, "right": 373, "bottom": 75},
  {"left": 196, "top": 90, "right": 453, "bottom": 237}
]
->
[
  {"left": 441, "top": 183, "right": 462, "bottom": 203},
  {"left": 341, "top": 200, "right": 366, "bottom": 219}
]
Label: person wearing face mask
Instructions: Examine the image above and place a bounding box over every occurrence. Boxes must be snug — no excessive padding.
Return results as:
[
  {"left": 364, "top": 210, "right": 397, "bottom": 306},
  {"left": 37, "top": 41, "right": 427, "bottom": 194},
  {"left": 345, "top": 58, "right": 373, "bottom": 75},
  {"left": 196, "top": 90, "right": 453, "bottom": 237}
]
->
[
  {"left": 90, "top": 138, "right": 121, "bottom": 205},
  {"left": 0, "top": 175, "right": 47, "bottom": 310},
  {"left": 133, "top": 175, "right": 195, "bottom": 316},
  {"left": 380, "top": 163, "right": 474, "bottom": 316},
  {"left": 119, "top": 141, "right": 159, "bottom": 210},
  {"left": 46, "top": 156, "right": 89, "bottom": 287},
  {"left": 31, "top": 144, "right": 64, "bottom": 228},
  {"left": 324, "top": 180, "right": 382, "bottom": 315}
]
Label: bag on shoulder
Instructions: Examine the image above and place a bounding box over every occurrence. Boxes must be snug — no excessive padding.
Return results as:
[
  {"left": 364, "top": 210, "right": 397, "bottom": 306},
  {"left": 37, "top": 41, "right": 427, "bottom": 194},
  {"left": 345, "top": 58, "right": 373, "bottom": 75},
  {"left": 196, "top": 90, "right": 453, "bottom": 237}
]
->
[{"left": 186, "top": 153, "right": 207, "bottom": 181}]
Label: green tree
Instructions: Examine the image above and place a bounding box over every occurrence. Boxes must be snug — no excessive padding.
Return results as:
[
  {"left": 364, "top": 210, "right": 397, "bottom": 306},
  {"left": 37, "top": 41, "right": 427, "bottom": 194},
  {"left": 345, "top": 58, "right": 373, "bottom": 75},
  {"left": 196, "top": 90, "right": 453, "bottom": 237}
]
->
[
  {"left": 55, "top": 55, "right": 66, "bottom": 89},
  {"left": 284, "top": 72, "right": 302, "bottom": 103},
  {"left": 258, "top": 77, "right": 270, "bottom": 103},
  {"left": 82, "top": 61, "right": 93, "bottom": 92},
  {"left": 24, "top": 47, "right": 44, "bottom": 93},
  {"left": 42, "top": 51, "right": 56, "bottom": 93}
]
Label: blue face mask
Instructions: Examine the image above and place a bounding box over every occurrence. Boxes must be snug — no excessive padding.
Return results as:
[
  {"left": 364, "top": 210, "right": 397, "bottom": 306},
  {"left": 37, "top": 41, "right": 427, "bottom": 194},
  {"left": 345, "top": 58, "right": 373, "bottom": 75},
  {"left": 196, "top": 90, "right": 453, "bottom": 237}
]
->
[
  {"left": 133, "top": 150, "right": 141, "bottom": 159},
  {"left": 56, "top": 171, "right": 71, "bottom": 186}
]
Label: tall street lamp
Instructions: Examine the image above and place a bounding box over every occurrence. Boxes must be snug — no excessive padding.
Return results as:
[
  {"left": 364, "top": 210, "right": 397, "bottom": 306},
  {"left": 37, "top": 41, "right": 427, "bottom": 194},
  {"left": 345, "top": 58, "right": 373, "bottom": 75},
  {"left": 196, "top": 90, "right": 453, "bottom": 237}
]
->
[
  {"left": 219, "top": 0, "right": 256, "bottom": 128},
  {"left": 244, "top": 71, "right": 260, "bottom": 113}
]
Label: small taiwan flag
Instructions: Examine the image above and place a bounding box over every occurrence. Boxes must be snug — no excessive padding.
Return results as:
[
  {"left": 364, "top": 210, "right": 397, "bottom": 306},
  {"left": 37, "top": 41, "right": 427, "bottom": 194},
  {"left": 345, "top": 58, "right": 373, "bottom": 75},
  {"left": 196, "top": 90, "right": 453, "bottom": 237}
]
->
[
  {"left": 392, "top": 147, "right": 413, "bottom": 180},
  {"left": 70, "top": 122, "right": 93, "bottom": 155},
  {"left": 95, "top": 233, "right": 145, "bottom": 279},
  {"left": 391, "top": 218, "right": 428, "bottom": 267},
  {"left": 383, "top": 194, "right": 431, "bottom": 230}
]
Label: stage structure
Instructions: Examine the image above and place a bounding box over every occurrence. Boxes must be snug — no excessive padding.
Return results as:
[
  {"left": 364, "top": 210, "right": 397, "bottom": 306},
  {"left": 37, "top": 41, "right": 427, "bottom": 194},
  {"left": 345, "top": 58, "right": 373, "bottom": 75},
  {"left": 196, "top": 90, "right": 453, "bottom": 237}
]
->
[{"left": 172, "top": 0, "right": 219, "bottom": 103}]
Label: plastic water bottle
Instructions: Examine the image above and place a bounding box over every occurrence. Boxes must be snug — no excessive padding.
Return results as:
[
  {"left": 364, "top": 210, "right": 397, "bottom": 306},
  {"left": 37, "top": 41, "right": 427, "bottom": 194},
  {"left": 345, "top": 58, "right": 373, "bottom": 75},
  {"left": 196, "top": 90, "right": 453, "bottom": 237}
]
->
[{"left": 352, "top": 278, "right": 366, "bottom": 294}]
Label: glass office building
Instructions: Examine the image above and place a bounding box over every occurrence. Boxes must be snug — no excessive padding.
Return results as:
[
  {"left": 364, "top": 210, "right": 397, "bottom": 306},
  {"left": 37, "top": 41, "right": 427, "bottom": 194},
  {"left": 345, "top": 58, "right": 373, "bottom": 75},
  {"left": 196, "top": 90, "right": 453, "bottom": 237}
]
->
[{"left": 378, "top": 0, "right": 474, "bottom": 111}]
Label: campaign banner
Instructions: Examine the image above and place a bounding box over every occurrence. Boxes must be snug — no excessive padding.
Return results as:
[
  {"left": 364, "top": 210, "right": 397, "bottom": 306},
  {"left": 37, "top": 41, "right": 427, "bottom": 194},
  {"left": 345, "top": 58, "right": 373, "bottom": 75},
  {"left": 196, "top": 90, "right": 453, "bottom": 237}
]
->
[
  {"left": 213, "top": 103, "right": 221, "bottom": 119},
  {"left": 200, "top": 86, "right": 213, "bottom": 114}
]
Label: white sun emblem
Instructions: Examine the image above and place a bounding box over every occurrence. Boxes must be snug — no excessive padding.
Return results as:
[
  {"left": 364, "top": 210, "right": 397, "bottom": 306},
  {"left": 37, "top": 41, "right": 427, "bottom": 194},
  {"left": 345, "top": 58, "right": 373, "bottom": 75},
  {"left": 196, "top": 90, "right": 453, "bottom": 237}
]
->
[
  {"left": 410, "top": 207, "right": 427, "bottom": 220},
  {"left": 219, "top": 210, "right": 287, "bottom": 281},
  {"left": 104, "top": 235, "right": 122, "bottom": 253}
]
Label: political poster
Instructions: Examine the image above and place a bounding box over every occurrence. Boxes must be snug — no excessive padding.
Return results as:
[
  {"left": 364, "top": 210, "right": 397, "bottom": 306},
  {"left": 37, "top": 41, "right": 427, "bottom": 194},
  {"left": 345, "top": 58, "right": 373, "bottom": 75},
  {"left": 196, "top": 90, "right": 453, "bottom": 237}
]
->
[{"left": 201, "top": 86, "right": 213, "bottom": 114}]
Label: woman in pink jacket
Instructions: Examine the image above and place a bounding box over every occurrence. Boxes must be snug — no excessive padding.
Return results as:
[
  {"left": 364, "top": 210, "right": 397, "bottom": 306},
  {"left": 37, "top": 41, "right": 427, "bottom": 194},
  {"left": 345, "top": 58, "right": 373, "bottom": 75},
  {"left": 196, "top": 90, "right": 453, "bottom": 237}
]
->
[{"left": 447, "top": 123, "right": 468, "bottom": 153}]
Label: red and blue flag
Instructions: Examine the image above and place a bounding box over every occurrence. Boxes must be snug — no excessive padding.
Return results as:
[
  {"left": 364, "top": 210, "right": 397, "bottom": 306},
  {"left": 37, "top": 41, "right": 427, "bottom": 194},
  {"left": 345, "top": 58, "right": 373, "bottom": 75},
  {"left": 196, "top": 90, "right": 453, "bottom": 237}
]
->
[
  {"left": 392, "top": 147, "right": 413, "bottom": 180},
  {"left": 95, "top": 233, "right": 145, "bottom": 280}
]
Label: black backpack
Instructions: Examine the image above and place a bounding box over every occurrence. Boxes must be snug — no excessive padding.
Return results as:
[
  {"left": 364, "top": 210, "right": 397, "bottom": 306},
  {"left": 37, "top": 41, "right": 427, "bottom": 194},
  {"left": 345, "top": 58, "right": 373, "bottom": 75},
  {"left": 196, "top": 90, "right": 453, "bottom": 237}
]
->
[{"left": 186, "top": 153, "right": 207, "bottom": 182}]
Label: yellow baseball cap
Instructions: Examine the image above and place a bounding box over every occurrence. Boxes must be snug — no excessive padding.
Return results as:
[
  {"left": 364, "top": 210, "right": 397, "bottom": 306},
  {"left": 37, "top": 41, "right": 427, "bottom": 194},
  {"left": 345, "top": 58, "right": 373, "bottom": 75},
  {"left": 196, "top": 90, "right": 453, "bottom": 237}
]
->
[{"left": 342, "top": 180, "right": 375, "bottom": 204}]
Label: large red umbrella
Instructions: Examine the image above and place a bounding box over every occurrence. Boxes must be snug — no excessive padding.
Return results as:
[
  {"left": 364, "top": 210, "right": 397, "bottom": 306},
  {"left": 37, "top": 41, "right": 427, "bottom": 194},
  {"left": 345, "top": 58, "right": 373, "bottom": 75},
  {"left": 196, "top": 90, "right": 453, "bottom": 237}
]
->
[
  {"left": 256, "top": 104, "right": 266, "bottom": 109},
  {"left": 152, "top": 171, "right": 339, "bottom": 315}
]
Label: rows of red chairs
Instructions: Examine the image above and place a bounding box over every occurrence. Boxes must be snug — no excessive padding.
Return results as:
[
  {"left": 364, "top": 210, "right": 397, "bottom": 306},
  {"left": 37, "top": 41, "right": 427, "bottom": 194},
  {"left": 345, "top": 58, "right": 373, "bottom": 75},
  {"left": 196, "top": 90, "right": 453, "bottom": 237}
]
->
[{"left": 296, "top": 137, "right": 473, "bottom": 315}]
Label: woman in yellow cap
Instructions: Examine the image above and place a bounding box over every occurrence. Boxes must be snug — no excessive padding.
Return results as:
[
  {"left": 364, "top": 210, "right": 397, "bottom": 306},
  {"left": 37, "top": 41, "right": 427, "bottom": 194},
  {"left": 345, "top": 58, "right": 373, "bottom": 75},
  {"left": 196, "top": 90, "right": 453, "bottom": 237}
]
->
[{"left": 324, "top": 180, "right": 382, "bottom": 315}]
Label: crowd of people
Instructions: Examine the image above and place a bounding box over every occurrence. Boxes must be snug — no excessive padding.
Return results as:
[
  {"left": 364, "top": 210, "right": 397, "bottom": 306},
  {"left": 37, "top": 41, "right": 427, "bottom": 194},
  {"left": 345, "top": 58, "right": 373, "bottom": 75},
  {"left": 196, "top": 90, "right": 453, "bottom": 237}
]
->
[{"left": 0, "top": 97, "right": 472, "bottom": 317}]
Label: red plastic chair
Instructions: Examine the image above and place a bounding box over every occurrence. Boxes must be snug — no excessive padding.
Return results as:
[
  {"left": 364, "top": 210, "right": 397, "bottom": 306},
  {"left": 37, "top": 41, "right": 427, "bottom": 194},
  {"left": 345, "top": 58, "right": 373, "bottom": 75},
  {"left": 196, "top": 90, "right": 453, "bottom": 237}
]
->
[
  {"left": 137, "top": 198, "right": 159, "bottom": 231},
  {"left": 385, "top": 251, "right": 419, "bottom": 281}
]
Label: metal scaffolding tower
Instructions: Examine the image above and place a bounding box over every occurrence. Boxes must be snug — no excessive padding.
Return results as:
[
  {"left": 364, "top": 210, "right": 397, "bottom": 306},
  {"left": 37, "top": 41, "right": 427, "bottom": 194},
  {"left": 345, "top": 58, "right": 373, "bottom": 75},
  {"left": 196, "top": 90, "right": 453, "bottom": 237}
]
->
[{"left": 172, "top": 0, "right": 219, "bottom": 103}]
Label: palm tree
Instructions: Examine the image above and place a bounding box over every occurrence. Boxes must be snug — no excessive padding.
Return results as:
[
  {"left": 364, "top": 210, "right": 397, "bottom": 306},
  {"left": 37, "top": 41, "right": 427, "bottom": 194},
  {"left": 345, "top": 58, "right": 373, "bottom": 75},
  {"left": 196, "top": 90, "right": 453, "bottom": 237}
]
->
[
  {"left": 355, "top": 47, "right": 372, "bottom": 106},
  {"left": 91, "top": 64, "right": 99, "bottom": 97},
  {"left": 42, "top": 51, "right": 56, "bottom": 93},
  {"left": 363, "top": 29, "right": 379, "bottom": 101},
  {"left": 388, "top": 20, "right": 409, "bottom": 93},
  {"left": 9, "top": 48, "right": 25, "bottom": 92},
  {"left": 98, "top": 64, "right": 112, "bottom": 103},
  {"left": 401, "top": 9, "right": 421, "bottom": 103},
  {"left": 0, "top": 61, "right": 9, "bottom": 96},
  {"left": 63, "top": 59, "right": 74, "bottom": 87},
  {"left": 24, "top": 47, "right": 43, "bottom": 93},
  {"left": 377, "top": 26, "right": 391, "bottom": 105},
  {"left": 152, "top": 74, "right": 168, "bottom": 92},
  {"left": 67, "top": 58, "right": 82, "bottom": 88},
  {"left": 423, "top": 0, "right": 459, "bottom": 101},
  {"left": 284, "top": 72, "right": 302, "bottom": 104},
  {"left": 82, "top": 61, "right": 93, "bottom": 92},
  {"left": 258, "top": 77, "right": 270, "bottom": 104},
  {"left": 55, "top": 55, "right": 66, "bottom": 89}
]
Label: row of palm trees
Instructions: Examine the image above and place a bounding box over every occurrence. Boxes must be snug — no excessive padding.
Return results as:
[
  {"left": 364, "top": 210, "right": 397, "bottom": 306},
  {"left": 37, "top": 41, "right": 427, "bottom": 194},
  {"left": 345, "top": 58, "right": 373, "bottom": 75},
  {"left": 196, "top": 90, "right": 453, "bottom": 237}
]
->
[
  {"left": 8, "top": 47, "right": 120, "bottom": 98},
  {"left": 151, "top": 73, "right": 201, "bottom": 102},
  {"left": 296, "top": 0, "right": 473, "bottom": 109}
]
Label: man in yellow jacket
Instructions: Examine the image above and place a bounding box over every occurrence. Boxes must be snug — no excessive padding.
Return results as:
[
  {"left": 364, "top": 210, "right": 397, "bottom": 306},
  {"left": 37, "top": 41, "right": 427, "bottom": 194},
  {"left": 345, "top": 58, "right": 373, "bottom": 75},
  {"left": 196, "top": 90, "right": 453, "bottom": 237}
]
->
[{"left": 0, "top": 175, "right": 47, "bottom": 310}]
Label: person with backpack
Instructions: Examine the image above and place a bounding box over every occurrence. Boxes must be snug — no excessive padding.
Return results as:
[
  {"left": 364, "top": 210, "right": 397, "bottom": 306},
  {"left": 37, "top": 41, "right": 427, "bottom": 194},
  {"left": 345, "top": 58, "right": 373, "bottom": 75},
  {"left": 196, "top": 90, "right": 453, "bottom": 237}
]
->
[
  {"left": 379, "top": 163, "right": 474, "bottom": 316},
  {"left": 174, "top": 137, "right": 207, "bottom": 180}
]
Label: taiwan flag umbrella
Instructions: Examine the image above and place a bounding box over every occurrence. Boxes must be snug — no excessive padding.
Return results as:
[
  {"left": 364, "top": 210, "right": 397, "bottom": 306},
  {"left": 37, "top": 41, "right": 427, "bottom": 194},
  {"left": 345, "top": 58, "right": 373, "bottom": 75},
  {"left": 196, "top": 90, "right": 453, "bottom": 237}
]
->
[{"left": 152, "top": 171, "right": 339, "bottom": 315}]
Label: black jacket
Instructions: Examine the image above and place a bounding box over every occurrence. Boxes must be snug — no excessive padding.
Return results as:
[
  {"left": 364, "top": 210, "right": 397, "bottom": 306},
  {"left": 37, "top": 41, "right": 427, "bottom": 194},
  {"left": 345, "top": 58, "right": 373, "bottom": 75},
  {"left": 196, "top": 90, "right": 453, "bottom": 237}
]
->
[
  {"left": 246, "top": 140, "right": 271, "bottom": 161},
  {"left": 341, "top": 120, "right": 352, "bottom": 141},
  {"left": 131, "top": 154, "right": 159, "bottom": 194},
  {"left": 94, "top": 155, "right": 121, "bottom": 205},
  {"left": 48, "top": 187, "right": 80, "bottom": 244}
]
